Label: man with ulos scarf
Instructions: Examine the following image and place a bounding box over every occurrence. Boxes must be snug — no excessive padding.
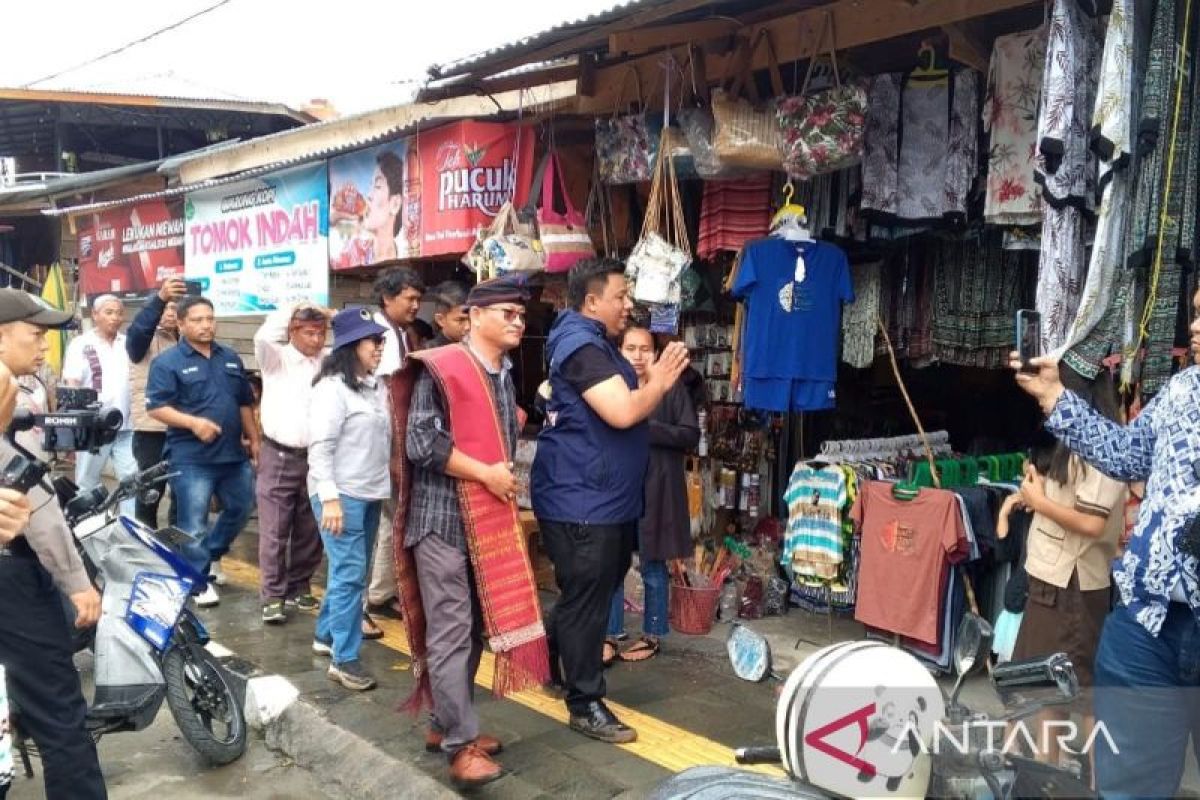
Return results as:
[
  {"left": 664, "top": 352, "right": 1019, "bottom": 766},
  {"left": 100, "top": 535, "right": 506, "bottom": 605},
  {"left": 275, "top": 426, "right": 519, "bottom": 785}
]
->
[{"left": 532, "top": 258, "right": 689, "bottom": 744}]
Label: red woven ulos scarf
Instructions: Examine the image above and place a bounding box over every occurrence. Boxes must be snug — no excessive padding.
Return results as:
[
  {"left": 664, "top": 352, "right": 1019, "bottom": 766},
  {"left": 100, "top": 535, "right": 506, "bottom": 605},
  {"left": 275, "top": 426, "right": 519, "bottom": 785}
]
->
[{"left": 389, "top": 344, "right": 549, "bottom": 713}]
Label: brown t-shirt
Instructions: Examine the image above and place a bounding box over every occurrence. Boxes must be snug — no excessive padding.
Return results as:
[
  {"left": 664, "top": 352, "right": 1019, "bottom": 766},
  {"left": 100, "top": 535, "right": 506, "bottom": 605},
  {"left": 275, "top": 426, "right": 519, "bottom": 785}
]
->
[{"left": 851, "top": 483, "right": 968, "bottom": 645}]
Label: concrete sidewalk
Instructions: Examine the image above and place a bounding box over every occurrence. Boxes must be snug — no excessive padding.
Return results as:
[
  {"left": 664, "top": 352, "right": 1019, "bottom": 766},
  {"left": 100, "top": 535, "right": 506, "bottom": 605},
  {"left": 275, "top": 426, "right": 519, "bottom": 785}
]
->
[{"left": 195, "top": 524, "right": 1021, "bottom": 799}]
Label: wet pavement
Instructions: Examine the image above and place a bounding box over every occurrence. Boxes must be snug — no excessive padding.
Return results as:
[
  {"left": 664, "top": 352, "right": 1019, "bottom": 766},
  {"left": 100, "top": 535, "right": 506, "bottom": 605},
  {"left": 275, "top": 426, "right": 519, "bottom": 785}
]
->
[
  {"left": 7, "top": 652, "right": 331, "bottom": 800},
  {"left": 182, "top": 524, "right": 1013, "bottom": 799}
]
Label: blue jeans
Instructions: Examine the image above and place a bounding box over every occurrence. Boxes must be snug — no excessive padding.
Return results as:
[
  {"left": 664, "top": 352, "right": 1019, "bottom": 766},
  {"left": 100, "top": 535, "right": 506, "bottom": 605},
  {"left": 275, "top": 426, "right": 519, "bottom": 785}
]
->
[
  {"left": 312, "top": 495, "right": 381, "bottom": 665},
  {"left": 1093, "top": 602, "right": 1200, "bottom": 799},
  {"left": 76, "top": 429, "right": 138, "bottom": 518},
  {"left": 171, "top": 460, "right": 255, "bottom": 576},
  {"left": 607, "top": 557, "right": 670, "bottom": 638}
]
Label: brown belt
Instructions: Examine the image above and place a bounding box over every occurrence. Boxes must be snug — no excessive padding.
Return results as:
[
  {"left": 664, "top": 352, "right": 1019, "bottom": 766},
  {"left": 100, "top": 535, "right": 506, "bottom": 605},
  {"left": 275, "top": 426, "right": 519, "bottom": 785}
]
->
[{"left": 263, "top": 436, "right": 307, "bottom": 457}]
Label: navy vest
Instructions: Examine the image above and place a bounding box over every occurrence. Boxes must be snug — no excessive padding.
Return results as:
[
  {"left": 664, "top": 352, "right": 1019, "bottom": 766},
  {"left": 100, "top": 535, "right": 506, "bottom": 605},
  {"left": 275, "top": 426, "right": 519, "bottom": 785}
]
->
[{"left": 531, "top": 310, "right": 648, "bottom": 525}]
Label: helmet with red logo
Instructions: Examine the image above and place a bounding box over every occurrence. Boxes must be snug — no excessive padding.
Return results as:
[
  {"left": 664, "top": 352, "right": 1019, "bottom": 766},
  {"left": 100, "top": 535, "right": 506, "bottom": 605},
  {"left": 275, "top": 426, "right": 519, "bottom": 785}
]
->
[{"left": 776, "top": 641, "right": 944, "bottom": 799}]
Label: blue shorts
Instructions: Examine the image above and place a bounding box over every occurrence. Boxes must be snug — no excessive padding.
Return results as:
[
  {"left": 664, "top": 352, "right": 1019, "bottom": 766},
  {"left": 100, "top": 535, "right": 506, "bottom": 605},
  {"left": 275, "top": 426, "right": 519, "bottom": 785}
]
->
[{"left": 743, "top": 378, "right": 836, "bottom": 412}]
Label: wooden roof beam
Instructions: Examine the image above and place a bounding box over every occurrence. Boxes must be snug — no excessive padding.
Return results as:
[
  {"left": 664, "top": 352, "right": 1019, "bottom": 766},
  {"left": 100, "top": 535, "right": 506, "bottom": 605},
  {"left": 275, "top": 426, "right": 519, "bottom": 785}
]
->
[
  {"left": 609, "top": 18, "right": 741, "bottom": 55},
  {"left": 575, "top": 0, "right": 1037, "bottom": 114}
]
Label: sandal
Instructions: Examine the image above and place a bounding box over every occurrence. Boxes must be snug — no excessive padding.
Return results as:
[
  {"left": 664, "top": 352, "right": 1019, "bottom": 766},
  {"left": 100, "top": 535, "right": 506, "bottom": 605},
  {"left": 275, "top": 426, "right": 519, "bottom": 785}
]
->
[
  {"left": 602, "top": 637, "right": 620, "bottom": 668},
  {"left": 361, "top": 612, "right": 384, "bottom": 640},
  {"left": 619, "top": 636, "right": 660, "bottom": 663}
]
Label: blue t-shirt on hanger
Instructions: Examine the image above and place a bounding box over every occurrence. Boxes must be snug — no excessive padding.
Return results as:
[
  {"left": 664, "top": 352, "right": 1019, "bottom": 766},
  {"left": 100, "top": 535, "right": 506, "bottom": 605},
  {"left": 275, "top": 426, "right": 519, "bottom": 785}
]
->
[{"left": 732, "top": 237, "right": 854, "bottom": 384}]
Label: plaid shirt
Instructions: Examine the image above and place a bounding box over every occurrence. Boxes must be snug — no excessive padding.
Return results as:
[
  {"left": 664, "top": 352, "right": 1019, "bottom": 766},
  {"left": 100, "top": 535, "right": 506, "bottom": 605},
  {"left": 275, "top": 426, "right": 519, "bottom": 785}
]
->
[{"left": 404, "top": 344, "right": 518, "bottom": 551}]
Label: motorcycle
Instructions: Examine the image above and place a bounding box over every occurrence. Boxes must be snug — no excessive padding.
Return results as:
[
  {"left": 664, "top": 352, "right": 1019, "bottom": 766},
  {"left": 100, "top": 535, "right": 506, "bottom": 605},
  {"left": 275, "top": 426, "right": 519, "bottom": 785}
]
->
[
  {"left": 652, "top": 614, "right": 1096, "bottom": 800},
  {"left": 11, "top": 453, "right": 247, "bottom": 775}
]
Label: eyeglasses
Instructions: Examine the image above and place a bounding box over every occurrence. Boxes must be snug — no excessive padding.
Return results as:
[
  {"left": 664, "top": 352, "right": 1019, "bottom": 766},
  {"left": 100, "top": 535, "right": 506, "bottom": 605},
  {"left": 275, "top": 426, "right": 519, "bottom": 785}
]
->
[{"left": 484, "top": 306, "right": 526, "bottom": 324}]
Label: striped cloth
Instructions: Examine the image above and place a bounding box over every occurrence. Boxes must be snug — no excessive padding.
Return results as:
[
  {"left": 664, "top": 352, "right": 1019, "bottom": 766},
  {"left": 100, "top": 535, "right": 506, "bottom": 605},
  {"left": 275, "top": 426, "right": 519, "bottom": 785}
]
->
[
  {"left": 696, "top": 175, "right": 771, "bottom": 260},
  {"left": 783, "top": 464, "right": 848, "bottom": 580}
]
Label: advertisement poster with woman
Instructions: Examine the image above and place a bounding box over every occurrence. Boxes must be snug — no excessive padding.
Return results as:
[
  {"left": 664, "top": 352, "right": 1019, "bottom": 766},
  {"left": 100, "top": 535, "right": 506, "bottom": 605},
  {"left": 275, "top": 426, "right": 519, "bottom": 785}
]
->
[{"left": 328, "top": 139, "right": 420, "bottom": 268}]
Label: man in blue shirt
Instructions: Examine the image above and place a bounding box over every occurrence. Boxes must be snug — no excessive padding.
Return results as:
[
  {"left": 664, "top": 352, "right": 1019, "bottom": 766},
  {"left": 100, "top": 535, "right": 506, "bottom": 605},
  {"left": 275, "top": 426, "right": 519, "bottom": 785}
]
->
[
  {"left": 147, "top": 296, "right": 259, "bottom": 607},
  {"left": 532, "top": 258, "right": 688, "bottom": 744},
  {"left": 1013, "top": 287, "right": 1200, "bottom": 798}
]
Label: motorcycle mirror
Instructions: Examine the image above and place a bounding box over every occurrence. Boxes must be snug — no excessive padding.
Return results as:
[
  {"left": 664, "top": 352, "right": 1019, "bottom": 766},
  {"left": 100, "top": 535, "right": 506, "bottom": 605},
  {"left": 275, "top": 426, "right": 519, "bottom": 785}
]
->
[
  {"left": 948, "top": 612, "right": 993, "bottom": 708},
  {"left": 992, "top": 652, "right": 1080, "bottom": 719},
  {"left": 727, "top": 622, "right": 780, "bottom": 682}
]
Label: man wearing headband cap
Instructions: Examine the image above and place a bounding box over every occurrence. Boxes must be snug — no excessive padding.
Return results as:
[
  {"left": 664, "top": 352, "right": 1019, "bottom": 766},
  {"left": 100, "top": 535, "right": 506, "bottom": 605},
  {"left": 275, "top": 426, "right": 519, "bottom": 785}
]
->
[
  {"left": 393, "top": 273, "right": 548, "bottom": 788},
  {"left": 0, "top": 288, "right": 107, "bottom": 798},
  {"left": 254, "top": 301, "right": 332, "bottom": 625},
  {"left": 63, "top": 293, "right": 137, "bottom": 516}
]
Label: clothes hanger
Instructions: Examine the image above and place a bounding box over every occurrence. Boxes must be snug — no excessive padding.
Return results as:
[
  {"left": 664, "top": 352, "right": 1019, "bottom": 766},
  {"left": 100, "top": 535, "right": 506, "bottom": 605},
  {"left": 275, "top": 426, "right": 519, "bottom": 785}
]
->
[
  {"left": 909, "top": 41, "right": 948, "bottom": 87},
  {"left": 770, "top": 181, "right": 814, "bottom": 243}
]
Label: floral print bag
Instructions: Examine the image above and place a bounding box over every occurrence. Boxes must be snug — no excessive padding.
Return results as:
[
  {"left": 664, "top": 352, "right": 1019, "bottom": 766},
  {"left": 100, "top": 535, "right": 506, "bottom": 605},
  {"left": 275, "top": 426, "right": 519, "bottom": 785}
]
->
[
  {"left": 776, "top": 12, "right": 867, "bottom": 180},
  {"left": 595, "top": 68, "right": 657, "bottom": 185}
]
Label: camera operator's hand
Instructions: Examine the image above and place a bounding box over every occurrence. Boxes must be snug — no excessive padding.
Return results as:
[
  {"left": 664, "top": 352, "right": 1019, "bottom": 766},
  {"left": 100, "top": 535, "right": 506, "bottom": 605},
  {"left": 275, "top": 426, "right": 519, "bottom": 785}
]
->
[
  {"left": 158, "top": 277, "right": 187, "bottom": 303},
  {"left": 190, "top": 416, "right": 222, "bottom": 444},
  {"left": 0, "top": 488, "right": 31, "bottom": 545},
  {"left": 70, "top": 586, "right": 101, "bottom": 628}
]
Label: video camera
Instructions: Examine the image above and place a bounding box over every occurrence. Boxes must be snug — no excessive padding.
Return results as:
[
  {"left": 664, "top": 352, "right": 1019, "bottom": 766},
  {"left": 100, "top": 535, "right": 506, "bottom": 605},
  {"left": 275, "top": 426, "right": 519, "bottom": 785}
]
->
[{"left": 9, "top": 386, "right": 123, "bottom": 454}]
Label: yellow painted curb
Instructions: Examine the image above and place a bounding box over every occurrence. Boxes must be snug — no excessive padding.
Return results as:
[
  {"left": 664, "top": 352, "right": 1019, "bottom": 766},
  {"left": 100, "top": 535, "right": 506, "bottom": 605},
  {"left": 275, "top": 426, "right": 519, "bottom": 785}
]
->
[{"left": 221, "top": 556, "right": 786, "bottom": 778}]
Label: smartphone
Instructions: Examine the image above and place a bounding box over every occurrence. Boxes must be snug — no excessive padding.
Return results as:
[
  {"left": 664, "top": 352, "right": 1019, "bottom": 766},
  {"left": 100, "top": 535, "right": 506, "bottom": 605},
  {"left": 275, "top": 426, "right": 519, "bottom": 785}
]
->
[
  {"left": 1016, "top": 309, "right": 1041, "bottom": 372},
  {"left": 183, "top": 279, "right": 203, "bottom": 297}
]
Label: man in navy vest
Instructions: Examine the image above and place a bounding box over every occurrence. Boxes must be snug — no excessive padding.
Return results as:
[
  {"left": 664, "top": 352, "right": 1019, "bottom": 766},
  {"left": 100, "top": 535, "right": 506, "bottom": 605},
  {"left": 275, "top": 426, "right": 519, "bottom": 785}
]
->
[{"left": 532, "top": 258, "right": 689, "bottom": 743}]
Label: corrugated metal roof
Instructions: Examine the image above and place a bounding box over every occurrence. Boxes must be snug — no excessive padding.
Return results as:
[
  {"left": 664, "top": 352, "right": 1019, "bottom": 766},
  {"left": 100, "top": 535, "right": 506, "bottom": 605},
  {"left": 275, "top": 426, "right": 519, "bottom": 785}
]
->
[
  {"left": 0, "top": 159, "right": 165, "bottom": 206},
  {"left": 40, "top": 113, "right": 438, "bottom": 217},
  {"left": 0, "top": 87, "right": 314, "bottom": 122},
  {"left": 428, "top": 0, "right": 677, "bottom": 80}
]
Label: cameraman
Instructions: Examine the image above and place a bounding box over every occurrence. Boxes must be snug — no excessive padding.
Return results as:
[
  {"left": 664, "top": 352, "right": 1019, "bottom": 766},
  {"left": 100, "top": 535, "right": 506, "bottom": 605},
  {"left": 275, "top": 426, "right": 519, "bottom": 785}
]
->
[{"left": 0, "top": 289, "right": 105, "bottom": 798}]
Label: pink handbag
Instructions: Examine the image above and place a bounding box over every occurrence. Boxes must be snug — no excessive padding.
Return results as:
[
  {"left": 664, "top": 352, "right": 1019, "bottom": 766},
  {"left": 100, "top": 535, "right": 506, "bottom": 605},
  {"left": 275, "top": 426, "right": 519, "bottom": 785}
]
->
[{"left": 526, "top": 152, "right": 595, "bottom": 273}]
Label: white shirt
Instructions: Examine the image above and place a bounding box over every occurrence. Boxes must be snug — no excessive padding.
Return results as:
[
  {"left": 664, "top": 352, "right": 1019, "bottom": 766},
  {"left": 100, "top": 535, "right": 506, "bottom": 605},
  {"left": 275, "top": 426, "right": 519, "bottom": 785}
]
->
[
  {"left": 254, "top": 305, "right": 325, "bottom": 448},
  {"left": 374, "top": 310, "right": 410, "bottom": 377},
  {"left": 63, "top": 329, "right": 132, "bottom": 430},
  {"left": 307, "top": 374, "right": 392, "bottom": 502}
]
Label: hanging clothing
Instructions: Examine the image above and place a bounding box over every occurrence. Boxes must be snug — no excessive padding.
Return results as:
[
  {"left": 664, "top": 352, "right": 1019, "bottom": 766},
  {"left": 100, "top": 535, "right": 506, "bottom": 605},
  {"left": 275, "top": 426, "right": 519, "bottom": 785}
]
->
[
  {"left": 877, "top": 242, "right": 936, "bottom": 367},
  {"left": 696, "top": 175, "right": 771, "bottom": 260},
  {"left": 983, "top": 26, "right": 1048, "bottom": 226},
  {"left": 851, "top": 482, "right": 969, "bottom": 645},
  {"left": 730, "top": 238, "right": 853, "bottom": 412},
  {"left": 1035, "top": 0, "right": 1102, "bottom": 207},
  {"left": 842, "top": 261, "right": 881, "bottom": 368},
  {"left": 782, "top": 463, "right": 849, "bottom": 580},
  {"left": 1035, "top": 0, "right": 1102, "bottom": 353},
  {"left": 860, "top": 70, "right": 978, "bottom": 222},
  {"left": 931, "top": 232, "right": 1032, "bottom": 369},
  {"left": 1036, "top": 204, "right": 1090, "bottom": 351},
  {"left": 1065, "top": 0, "right": 1154, "bottom": 379}
]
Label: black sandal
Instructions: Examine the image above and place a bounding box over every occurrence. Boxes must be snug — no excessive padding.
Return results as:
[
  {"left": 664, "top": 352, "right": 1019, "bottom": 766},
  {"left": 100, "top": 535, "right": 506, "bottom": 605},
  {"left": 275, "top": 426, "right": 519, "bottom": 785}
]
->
[
  {"left": 602, "top": 637, "right": 620, "bottom": 668},
  {"left": 361, "top": 612, "right": 384, "bottom": 640},
  {"left": 618, "top": 636, "right": 660, "bottom": 663}
]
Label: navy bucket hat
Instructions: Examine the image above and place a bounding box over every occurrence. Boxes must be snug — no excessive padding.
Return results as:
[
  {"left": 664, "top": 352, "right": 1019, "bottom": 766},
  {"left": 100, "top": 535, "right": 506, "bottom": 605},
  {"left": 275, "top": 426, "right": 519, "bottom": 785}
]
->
[{"left": 331, "top": 307, "right": 388, "bottom": 351}]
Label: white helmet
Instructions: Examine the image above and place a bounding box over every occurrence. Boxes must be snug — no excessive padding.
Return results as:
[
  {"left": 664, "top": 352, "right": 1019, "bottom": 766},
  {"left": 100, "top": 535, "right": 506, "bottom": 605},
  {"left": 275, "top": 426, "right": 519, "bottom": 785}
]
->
[{"left": 776, "top": 642, "right": 944, "bottom": 799}]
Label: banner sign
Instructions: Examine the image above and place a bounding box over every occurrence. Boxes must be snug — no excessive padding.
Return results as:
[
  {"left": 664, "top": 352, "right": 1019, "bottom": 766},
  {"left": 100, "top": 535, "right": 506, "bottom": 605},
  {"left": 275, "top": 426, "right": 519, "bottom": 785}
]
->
[
  {"left": 328, "top": 138, "right": 420, "bottom": 270},
  {"left": 419, "top": 120, "right": 533, "bottom": 257},
  {"left": 77, "top": 199, "right": 185, "bottom": 300},
  {"left": 185, "top": 163, "right": 329, "bottom": 316}
]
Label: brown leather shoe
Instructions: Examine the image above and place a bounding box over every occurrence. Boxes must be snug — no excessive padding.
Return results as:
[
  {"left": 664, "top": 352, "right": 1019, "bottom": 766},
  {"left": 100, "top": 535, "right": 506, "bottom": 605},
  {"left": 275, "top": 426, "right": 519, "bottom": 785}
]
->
[
  {"left": 449, "top": 744, "right": 503, "bottom": 788},
  {"left": 426, "top": 730, "right": 502, "bottom": 755}
]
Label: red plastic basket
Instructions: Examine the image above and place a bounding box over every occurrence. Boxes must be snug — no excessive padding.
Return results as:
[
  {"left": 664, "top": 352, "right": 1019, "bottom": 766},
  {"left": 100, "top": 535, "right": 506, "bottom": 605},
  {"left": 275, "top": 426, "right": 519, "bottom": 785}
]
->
[{"left": 669, "top": 581, "right": 721, "bottom": 635}]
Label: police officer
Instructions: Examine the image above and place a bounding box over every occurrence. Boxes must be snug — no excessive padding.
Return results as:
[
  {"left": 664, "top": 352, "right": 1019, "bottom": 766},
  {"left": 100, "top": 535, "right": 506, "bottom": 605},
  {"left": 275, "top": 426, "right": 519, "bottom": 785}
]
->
[{"left": 0, "top": 289, "right": 106, "bottom": 799}]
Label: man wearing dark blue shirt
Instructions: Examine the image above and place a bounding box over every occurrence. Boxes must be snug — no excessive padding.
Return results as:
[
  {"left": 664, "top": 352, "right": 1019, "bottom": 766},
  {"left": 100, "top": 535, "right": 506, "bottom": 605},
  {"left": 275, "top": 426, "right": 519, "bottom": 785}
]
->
[{"left": 146, "top": 296, "right": 259, "bottom": 607}]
